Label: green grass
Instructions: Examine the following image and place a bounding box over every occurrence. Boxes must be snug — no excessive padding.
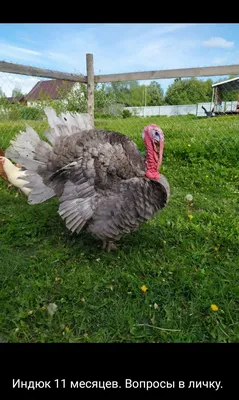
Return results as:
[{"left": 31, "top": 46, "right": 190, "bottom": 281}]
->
[{"left": 0, "top": 115, "right": 239, "bottom": 343}]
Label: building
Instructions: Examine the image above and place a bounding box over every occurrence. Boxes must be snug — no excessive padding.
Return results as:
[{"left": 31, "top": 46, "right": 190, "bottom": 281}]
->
[
  {"left": 25, "top": 79, "right": 83, "bottom": 107},
  {"left": 212, "top": 76, "right": 239, "bottom": 114},
  {"left": 6, "top": 96, "right": 26, "bottom": 105}
]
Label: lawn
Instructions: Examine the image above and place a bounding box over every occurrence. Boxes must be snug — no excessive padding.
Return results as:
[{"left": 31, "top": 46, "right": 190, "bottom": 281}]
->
[{"left": 0, "top": 115, "right": 239, "bottom": 343}]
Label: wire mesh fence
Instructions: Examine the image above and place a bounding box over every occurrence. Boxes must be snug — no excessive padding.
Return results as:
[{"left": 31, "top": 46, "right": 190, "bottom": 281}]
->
[
  {"left": 92, "top": 77, "right": 239, "bottom": 201},
  {"left": 0, "top": 67, "right": 239, "bottom": 176},
  {"left": 0, "top": 71, "right": 88, "bottom": 149},
  {"left": 93, "top": 76, "right": 239, "bottom": 148},
  {"left": 1, "top": 59, "right": 239, "bottom": 345}
]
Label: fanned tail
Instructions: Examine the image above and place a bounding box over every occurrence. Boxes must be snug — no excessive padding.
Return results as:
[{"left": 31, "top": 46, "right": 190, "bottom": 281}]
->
[
  {"left": 43, "top": 107, "right": 93, "bottom": 145},
  {"left": 5, "top": 107, "right": 93, "bottom": 204}
]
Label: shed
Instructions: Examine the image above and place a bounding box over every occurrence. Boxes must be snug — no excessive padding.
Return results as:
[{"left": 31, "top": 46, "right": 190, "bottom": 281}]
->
[
  {"left": 212, "top": 76, "right": 239, "bottom": 114},
  {"left": 25, "top": 79, "right": 75, "bottom": 103},
  {"left": 6, "top": 96, "right": 26, "bottom": 105}
]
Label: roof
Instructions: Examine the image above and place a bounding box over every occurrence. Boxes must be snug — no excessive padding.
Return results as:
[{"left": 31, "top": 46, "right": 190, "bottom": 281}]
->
[
  {"left": 25, "top": 79, "right": 75, "bottom": 101},
  {"left": 212, "top": 76, "right": 239, "bottom": 92}
]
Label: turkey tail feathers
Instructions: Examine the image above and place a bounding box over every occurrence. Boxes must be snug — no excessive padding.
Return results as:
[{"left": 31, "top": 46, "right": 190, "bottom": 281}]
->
[
  {"left": 44, "top": 107, "right": 93, "bottom": 145},
  {"left": 5, "top": 107, "right": 93, "bottom": 205}
]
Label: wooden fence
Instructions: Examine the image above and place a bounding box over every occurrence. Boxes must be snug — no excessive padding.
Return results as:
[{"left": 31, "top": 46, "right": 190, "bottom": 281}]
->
[{"left": 1, "top": 55, "right": 239, "bottom": 126}]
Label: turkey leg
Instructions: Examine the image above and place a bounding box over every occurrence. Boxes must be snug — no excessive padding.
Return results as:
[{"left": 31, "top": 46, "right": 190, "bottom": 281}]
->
[{"left": 102, "top": 241, "right": 118, "bottom": 252}]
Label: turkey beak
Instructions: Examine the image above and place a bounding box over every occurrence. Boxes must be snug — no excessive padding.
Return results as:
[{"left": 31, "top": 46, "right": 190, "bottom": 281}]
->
[{"left": 155, "top": 139, "right": 160, "bottom": 151}]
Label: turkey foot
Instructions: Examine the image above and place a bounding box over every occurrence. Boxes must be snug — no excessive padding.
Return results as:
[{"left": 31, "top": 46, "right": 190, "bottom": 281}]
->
[{"left": 102, "top": 241, "right": 118, "bottom": 252}]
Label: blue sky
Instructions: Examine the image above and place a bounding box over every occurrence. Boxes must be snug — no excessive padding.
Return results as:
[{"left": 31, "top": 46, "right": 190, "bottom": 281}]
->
[{"left": 0, "top": 23, "right": 238, "bottom": 96}]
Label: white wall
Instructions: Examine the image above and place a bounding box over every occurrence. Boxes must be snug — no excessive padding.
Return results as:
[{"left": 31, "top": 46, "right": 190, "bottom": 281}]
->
[{"left": 125, "top": 101, "right": 237, "bottom": 117}]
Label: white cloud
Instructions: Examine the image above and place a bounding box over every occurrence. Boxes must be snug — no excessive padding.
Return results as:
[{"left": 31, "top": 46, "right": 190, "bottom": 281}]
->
[
  {"left": 0, "top": 27, "right": 198, "bottom": 99},
  {"left": 203, "top": 37, "right": 234, "bottom": 49},
  {"left": 106, "top": 37, "right": 201, "bottom": 73},
  {"left": 0, "top": 42, "right": 41, "bottom": 55},
  {"left": 15, "top": 47, "right": 41, "bottom": 56},
  {"left": 0, "top": 42, "right": 42, "bottom": 64},
  {"left": 0, "top": 25, "right": 215, "bottom": 79},
  {"left": 0, "top": 24, "right": 238, "bottom": 98},
  {"left": 24, "top": 24, "right": 198, "bottom": 76}
]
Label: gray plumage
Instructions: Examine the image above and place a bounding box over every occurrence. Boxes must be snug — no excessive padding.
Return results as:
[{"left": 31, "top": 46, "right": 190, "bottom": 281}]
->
[{"left": 6, "top": 108, "right": 170, "bottom": 251}]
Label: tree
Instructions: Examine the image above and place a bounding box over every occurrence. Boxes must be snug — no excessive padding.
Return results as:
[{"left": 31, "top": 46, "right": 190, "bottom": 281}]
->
[
  {"left": 0, "top": 87, "right": 4, "bottom": 97},
  {"left": 108, "top": 80, "right": 163, "bottom": 107},
  {"left": 127, "top": 84, "right": 144, "bottom": 107},
  {"left": 165, "top": 78, "right": 213, "bottom": 105},
  {"left": 165, "top": 79, "right": 189, "bottom": 105},
  {"left": 105, "top": 80, "right": 165, "bottom": 107},
  {"left": 203, "top": 79, "right": 214, "bottom": 99},
  {"left": 94, "top": 83, "right": 116, "bottom": 112},
  {"left": 12, "top": 86, "right": 24, "bottom": 98},
  {"left": 108, "top": 81, "right": 133, "bottom": 106},
  {"left": 63, "top": 83, "right": 87, "bottom": 113},
  {"left": 147, "top": 81, "right": 164, "bottom": 106}
]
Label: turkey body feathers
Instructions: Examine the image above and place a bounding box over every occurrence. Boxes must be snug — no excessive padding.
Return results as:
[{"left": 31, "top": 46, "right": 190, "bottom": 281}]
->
[
  {"left": 87, "top": 178, "right": 167, "bottom": 242},
  {"left": 6, "top": 108, "right": 169, "bottom": 247}
]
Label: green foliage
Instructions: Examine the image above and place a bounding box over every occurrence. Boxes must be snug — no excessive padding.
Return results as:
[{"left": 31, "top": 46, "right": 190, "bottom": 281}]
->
[
  {"left": 94, "top": 113, "right": 115, "bottom": 119},
  {"left": 7, "top": 107, "right": 45, "bottom": 121},
  {"left": 109, "top": 81, "right": 132, "bottom": 106},
  {"left": 34, "top": 82, "right": 119, "bottom": 115},
  {"left": 5, "top": 75, "right": 235, "bottom": 121},
  {"left": 122, "top": 109, "right": 132, "bottom": 119},
  {"left": 106, "top": 80, "right": 164, "bottom": 108},
  {"left": 64, "top": 84, "right": 88, "bottom": 113},
  {"left": 165, "top": 78, "right": 213, "bottom": 105},
  {"left": 147, "top": 81, "right": 164, "bottom": 106},
  {"left": 105, "top": 103, "right": 125, "bottom": 117},
  {"left": 95, "top": 83, "right": 116, "bottom": 113},
  {"left": 0, "top": 96, "right": 13, "bottom": 109},
  {"left": 30, "top": 84, "right": 88, "bottom": 114},
  {"left": 11, "top": 86, "right": 24, "bottom": 98}
]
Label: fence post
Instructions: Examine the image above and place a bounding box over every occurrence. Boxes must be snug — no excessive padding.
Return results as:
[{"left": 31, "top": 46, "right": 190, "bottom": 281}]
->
[{"left": 86, "top": 53, "right": 94, "bottom": 127}]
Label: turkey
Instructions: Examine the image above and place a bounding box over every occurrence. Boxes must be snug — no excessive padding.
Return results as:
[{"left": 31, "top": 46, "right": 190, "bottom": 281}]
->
[
  {"left": 202, "top": 106, "right": 215, "bottom": 118},
  {"left": 6, "top": 107, "right": 170, "bottom": 251}
]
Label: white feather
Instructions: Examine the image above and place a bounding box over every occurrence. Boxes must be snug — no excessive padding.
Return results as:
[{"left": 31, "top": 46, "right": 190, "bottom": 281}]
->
[
  {"left": 1, "top": 157, "right": 31, "bottom": 196},
  {"left": 44, "top": 106, "right": 93, "bottom": 143}
]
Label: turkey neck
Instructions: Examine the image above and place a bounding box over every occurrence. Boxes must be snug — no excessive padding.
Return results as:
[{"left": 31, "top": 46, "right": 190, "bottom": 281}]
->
[{"left": 144, "top": 136, "right": 160, "bottom": 180}]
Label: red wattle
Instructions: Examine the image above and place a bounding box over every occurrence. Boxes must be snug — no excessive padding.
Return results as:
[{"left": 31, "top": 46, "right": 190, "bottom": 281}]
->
[
  {"left": 145, "top": 170, "right": 160, "bottom": 180},
  {"left": 144, "top": 126, "right": 161, "bottom": 181}
]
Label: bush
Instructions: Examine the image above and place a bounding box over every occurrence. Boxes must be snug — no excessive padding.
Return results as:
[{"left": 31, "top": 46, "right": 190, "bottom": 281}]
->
[
  {"left": 7, "top": 107, "right": 45, "bottom": 121},
  {"left": 122, "top": 109, "right": 132, "bottom": 119},
  {"left": 21, "top": 107, "right": 45, "bottom": 120},
  {"left": 103, "top": 103, "right": 124, "bottom": 117},
  {"left": 94, "top": 112, "right": 113, "bottom": 119}
]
